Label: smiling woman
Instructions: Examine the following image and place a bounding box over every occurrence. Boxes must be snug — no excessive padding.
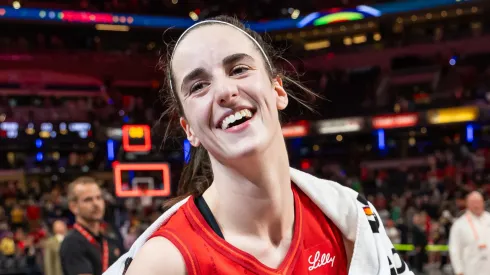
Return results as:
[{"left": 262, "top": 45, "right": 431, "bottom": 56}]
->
[
  {"left": 158, "top": 16, "right": 317, "bottom": 205},
  {"left": 104, "top": 15, "right": 414, "bottom": 275}
]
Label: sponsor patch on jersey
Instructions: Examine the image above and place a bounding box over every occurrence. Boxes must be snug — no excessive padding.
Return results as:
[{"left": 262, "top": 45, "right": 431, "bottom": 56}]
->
[{"left": 363, "top": 206, "right": 374, "bottom": 216}]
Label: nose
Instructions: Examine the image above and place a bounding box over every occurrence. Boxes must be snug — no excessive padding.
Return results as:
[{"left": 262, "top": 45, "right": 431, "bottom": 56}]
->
[{"left": 214, "top": 79, "right": 239, "bottom": 107}]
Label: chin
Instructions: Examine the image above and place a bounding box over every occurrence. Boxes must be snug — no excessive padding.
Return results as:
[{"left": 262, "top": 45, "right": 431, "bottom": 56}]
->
[
  {"left": 223, "top": 137, "right": 270, "bottom": 160},
  {"left": 90, "top": 215, "right": 104, "bottom": 222},
  {"left": 210, "top": 124, "right": 281, "bottom": 162}
]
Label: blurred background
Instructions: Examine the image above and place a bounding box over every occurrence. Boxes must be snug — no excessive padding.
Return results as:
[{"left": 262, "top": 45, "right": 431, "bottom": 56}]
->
[{"left": 0, "top": 0, "right": 490, "bottom": 274}]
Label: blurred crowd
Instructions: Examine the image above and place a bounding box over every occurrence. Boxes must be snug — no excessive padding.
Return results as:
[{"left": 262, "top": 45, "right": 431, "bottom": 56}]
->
[{"left": 0, "top": 91, "right": 157, "bottom": 124}]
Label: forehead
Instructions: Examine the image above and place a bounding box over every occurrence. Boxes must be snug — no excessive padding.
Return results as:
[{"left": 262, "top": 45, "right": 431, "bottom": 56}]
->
[
  {"left": 172, "top": 25, "right": 262, "bottom": 78},
  {"left": 468, "top": 195, "right": 483, "bottom": 202},
  {"left": 54, "top": 221, "right": 65, "bottom": 227},
  {"left": 75, "top": 183, "right": 100, "bottom": 197}
]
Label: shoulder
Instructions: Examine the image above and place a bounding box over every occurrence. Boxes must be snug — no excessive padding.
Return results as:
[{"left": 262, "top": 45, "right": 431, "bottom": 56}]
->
[
  {"left": 451, "top": 214, "right": 466, "bottom": 227},
  {"left": 291, "top": 168, "right": 361, "bottom": 239},
  {"left": 290, "top": 168, "right": 359, "bottom": 198},
  {"left": 60, "top": 231, "right": 82, "bottom": 250},
  {"left": 449, "top": 216, "right": 467, "bottom": 235},
  {"left": 43, "top": 237, "right": 55, "bottom": 247},
  {"left": 125, "top": 200, "right": 197, "bottom": 275},
  {"left": 125, "top": 237, "right": 186, "bottom": 275},
  {"left": 484, "top": 211, "right": 490, "bottom": 219},
  {"left": 60, "top": 231, "right": 76, "bottom": 244},
  {"left": 151, "top": 197, "right": 200, "bottom": 241}
]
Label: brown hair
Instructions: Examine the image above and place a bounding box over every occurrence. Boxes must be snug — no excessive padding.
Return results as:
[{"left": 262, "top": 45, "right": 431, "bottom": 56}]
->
[
  {"left": 67, "top": 176, "right": 98, "bottom": 202},
  {"left": 158, "top": 15, "right": 318, "bottom": 208}
]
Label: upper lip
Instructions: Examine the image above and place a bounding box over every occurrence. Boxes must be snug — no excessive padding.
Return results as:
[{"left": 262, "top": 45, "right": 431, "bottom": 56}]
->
[{"left": 215, "top": 106, "right": 255, "bottom": 128}]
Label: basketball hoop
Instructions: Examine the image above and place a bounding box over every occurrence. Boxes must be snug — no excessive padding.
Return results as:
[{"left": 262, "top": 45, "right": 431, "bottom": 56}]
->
[{"left": 139, "top": 185, "right": 149, "bottom": 196}]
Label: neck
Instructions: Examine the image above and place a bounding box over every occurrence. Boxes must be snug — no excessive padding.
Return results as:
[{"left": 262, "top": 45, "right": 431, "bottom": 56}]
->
[
  {"left": 470, "top": 211, "right": 483, "bottom": 218},
  {"left": 76, "top": 218, "right": 101, "bottom": 236},
  {"left": 204, "top": 133, "right": 294, "bottom": 244}
]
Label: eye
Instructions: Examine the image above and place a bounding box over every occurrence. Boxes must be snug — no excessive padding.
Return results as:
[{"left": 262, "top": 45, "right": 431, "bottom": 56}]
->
[
  {"left": 230, "top": 65, "right": 250, "bottom": 76},
  {"left": 190, "top": 82, "right": 208, "bottom": 93}
]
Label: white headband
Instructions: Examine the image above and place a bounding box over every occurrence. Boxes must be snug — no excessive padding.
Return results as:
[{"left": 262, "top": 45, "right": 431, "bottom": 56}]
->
[{"left": 168, "top": 20, "right": 273, "bottom": 93}]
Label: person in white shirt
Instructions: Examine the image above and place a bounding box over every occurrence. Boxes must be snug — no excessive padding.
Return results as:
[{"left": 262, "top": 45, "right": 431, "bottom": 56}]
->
[
  {"left": 449, "top": 191, "right": 490, "bottom": 275},
  {"left": 386, "top": 219, "right": 401, "bottom": 244}
]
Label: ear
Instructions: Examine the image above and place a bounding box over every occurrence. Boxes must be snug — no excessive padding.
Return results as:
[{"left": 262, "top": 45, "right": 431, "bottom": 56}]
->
[
  {"left": 273, "top": 77, "right": 288, "bottom": 110},
  {"left": 180, "top": 117, "right": 201, "bottom": 147},
  {"left": 68, "top": 201, "right": 78, "bottom": 216}
]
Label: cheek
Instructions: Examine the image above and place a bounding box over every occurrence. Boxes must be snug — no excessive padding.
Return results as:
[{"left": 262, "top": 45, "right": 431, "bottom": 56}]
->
[
  {"left": 241, "top": 78, "right": 274, "bottom": 104},
  {"left": 184, "top": 99, "right": 213, "bottom": 130}
]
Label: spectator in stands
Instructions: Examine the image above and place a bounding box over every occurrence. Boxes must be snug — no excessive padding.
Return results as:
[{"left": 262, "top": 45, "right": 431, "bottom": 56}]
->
[
  {"left": 23, "top": 235, "right": 40, "bottom": 275},
  {"left": 411, "top": 213, "right": 428, "bottom": 274},
  {"left": 43, "top": 220, "right": 67, "bottom": 275},
  {"left": 385, "top": 219, "right": 401, "bottom": 244},
  {"left": 122, "top": 225, "right": 138, "bottom": 251},
  {"left": 14, "top": 228, "right": 27, "bottom": 252},
  {"left": 0, "top": 232, "right": 15, "bottom": 258},
  {"left": 0, "top": 208, "right": 8, "bottom": 237},
  {"left": 30, "top": 181, "right": 43, "bottom": 201},
  {"left": 26, "top": 198, "right": 41, "bottom": 230},
  {"left": 8, "top": 204, "right": 24, "bottom": 229},
  {"left": 449, "top": 191, "right": 490, "bottom": 275}
]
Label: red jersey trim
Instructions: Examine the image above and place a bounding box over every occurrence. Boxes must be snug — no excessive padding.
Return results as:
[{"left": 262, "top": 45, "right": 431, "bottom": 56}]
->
[
  {"left": 184, "top": 187, "right": 304, "bottom": 274},
  {"left": 149, "top": 228, "right": 200, "bottom": 275}
]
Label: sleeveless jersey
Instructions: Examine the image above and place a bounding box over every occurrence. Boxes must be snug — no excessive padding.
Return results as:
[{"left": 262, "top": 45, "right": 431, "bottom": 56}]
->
[{"left": 150, "top": 185, "right": 348, "bottom": 274}]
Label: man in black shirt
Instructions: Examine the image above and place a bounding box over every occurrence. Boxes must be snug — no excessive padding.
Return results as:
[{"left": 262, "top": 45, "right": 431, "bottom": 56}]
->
[{"left": 60, "top": 177, "right": 120, "bottom": 275}]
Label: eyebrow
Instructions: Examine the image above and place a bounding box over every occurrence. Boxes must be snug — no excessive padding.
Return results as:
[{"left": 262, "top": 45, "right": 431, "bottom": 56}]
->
[
  {"left": 222, "top": 53, "right": 254, "bottom": 67},
  {"left": 180, "top": 67, "right": 207, "bottom": 93},
  {"left": 179, "top": 53, "right": 255, "bottom": 93}
]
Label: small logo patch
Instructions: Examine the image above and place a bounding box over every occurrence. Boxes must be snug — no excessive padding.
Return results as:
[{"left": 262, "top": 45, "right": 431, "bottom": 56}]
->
[
  {"left": 308, "top": 251, "right": 336, "bottom": 271},
  {"left": 363, "top": 206, "right": 373, "bottom": 216}
]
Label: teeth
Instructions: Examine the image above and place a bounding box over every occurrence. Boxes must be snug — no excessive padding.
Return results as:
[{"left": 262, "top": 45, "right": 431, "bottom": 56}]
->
[{"left": 220, "top": 109, "right": 253, "bottom": 130}]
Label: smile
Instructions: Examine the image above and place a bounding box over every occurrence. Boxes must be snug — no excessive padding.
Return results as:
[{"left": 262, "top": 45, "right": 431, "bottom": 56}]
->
[{"left": 219, "top": 109, "right": 255, "bottom": 130}]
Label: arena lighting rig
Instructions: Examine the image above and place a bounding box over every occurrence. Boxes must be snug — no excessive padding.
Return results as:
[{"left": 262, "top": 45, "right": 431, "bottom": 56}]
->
[
  {"left": 296, "top": 6, "right": 382, "bottom": 28},
  {"left": 0, "top": 122, "right": 92, "bottom": 140},
  {"left": 0, "top": 0, "right": 475, "bottom": 32}
]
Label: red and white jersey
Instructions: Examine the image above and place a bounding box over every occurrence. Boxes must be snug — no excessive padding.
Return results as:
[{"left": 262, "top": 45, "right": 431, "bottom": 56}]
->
[
  {"left": 149, "top": 185, "right": 348, "bottom": 274},
  {"left": 105, "top": 168, "right": 414, "bottom": 275}
]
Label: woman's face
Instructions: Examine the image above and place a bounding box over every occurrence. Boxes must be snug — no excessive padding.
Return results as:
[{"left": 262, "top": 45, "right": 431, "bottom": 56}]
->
[{"left": 172, "top": 24, "right": 288, "bottom": 162}]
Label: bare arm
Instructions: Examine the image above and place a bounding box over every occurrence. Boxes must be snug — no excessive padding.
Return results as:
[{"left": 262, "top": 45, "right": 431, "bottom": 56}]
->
[{"left": 125, "top": 237, "right": 187, "bottom": 275}]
